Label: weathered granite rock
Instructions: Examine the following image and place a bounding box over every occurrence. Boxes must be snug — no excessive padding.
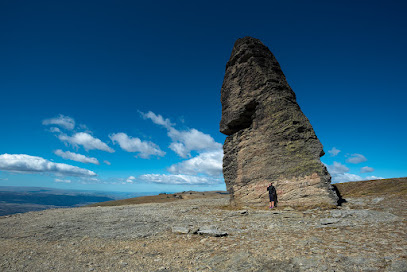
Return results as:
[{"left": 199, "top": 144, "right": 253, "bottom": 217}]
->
[{"left": 220, "top": 37, "right": 338, "bottom": 208}]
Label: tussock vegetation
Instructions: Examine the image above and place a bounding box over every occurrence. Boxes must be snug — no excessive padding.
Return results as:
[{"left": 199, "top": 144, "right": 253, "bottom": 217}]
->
[{"left": 334, "top": 177, "right": 407, "bottom": 198}]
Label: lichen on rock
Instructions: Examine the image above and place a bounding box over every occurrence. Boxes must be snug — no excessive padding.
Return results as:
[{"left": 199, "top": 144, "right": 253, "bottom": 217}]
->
[{"left": 220, "top": 37, "right": 338, "bottom": 208}]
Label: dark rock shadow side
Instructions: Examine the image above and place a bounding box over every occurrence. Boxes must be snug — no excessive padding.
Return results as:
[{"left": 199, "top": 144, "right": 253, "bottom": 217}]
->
[{"left": 331, "top": 185, "right": 347, "bottom": 206}]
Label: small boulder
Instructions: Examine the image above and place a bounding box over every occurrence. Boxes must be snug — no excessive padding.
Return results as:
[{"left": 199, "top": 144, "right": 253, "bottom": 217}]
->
[
  {"left": 320, "top": 218, "right": 340, "bottom": 225},
  {"left": 197, "top": 226, "right": 228, "bottom": 237},
  {"left": 171, "top": 226, "right": 190, "bottom": 234}
]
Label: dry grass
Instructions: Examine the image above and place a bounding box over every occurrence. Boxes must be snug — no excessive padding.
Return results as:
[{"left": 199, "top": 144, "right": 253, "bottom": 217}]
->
[
  {"left": 334, "top": 177, "right": 407, "bottom": 198},
  {"left": 87, "top": 178, "right": 407, "bottom": 208},
  {"left": 86, "top": 191, "right": 227, "bottom": 207}
]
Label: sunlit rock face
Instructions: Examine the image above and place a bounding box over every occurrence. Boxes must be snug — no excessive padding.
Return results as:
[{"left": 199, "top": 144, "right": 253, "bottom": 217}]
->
[{"left": 220, "top": 37, "right": 338, "bottom": 208}]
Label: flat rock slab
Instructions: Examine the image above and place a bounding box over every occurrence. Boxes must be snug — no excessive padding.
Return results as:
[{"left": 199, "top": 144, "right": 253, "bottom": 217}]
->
[
  {"left": 171, "top": 226, "right": 190, "bottom": 234},
  {"left": 197, "top": 226, "right": 228, "bottom": 237}
]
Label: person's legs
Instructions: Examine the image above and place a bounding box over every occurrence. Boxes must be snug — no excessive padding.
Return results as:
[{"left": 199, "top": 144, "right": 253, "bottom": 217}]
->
[{"left": 271, "top": 201, "right": 275, "bottom": 208}]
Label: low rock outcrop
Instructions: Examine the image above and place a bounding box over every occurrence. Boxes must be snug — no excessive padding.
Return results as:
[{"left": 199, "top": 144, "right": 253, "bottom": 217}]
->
[{"left": 220, "top": 37, "right": 338, "bottom": 208}]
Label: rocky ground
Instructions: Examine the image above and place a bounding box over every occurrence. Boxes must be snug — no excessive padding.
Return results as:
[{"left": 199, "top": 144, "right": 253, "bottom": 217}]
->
[{"left": 0, "top": 185, "right": 406, "bottom": 271}]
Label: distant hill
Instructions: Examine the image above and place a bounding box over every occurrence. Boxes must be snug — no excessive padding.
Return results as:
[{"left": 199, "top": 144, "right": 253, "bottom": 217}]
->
[
  {"left": 333, "top": 177, "right": 407, "bottom": 198},
  {"left": 86, "top": 191, "right": 229, "bottom": 207},
  {"left": 87, "top": 178, "right": 407, "bottom": 208},
  {"left": 0, "top": 186, "right": 151, "bottom": 216}
]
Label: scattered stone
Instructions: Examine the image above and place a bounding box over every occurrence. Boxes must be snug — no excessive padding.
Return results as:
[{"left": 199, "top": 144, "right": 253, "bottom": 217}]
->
[
  {"left": 197, "top": 226, "right": 228, "bottom": 237},
  {"left": 0, "top": 186, "right": 405, "bottom": 271},
  {"left": 320, "top": 218, "right": 340, "bottom": 225},
  {"left": 372, "top": 197, "right": 384, "bottom": 204},
  {"left": 171, "top": 226, "right": 190, "bottom": 234},
  {"left": 220, "top": 36, "right": 338, "bottom": 208},
  {"left": 330, "top": 210, "right": 343, "bottom": 218},
  {"left": 119, "top": 260, "right": 128, "bottom": 267}
]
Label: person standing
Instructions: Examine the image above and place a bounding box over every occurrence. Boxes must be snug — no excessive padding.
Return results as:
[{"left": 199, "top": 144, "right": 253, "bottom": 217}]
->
[{"left": 267, "top": 182, "right": 277, "bottom": 209}]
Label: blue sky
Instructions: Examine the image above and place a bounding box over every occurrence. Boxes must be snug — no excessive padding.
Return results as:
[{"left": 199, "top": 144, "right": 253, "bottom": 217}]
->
[{"left": 0, "top": 0, "right": 406, "bottom": 193}]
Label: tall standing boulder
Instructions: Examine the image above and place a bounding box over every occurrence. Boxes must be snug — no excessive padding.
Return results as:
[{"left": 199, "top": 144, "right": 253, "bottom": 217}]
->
[{"left": 220, "top": 37, "right": 338, "bottom": 208}]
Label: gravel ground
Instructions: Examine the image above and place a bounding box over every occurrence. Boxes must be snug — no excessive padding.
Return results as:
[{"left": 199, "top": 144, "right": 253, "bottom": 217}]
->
[{"left": 0, "top": 193, "right": 406, "bottom": 271}]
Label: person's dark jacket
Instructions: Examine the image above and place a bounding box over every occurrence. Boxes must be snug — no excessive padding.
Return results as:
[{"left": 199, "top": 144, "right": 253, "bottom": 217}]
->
[{"left": 267, "top": 185, "right": 276, "bottom": 196}]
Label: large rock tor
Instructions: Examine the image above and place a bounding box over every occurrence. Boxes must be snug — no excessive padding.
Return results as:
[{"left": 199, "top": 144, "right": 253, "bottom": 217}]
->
[{"left": 220, "top": 37, "right": 338, "bottom": 208}]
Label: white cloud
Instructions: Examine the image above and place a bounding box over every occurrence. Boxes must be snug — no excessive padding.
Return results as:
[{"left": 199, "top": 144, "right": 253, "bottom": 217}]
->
[
  {"left": 327, "top": 162, "right": 384, "bottom": 183},
  {"left": 103, "top": 160, "right": 111, "bottom": 165},
  {"left": 126, "top": 176, "right": 136, "bottom": 183},
  {"left": 140, "top": 111, "right": 175, "bottom": 129},
  {"left": 328, "top": 147, "right": 340, "bottom": 157},
  {"left": 326, "top": 161, "right": 363, "bottom": 183},
  {"left": 139, "top": 174, "right": 222, "bottom": 185},
  {"left": 141, "top": 111, "right": 222, "bottom": 158},
  {"left": 110, "top": 133, "right": 165, "bottom": 159},
  {"left": 346, "top": 153, "right": 367, "bottom": 164},
  {"left": 55, "top": 178, "right": 71, "bottom": 183},
  {"left": 360, "top": 166, "right": 374, "bottom": 173},
  {"left": 42, "top": 114, "right": 75, "bottom": 130},
  {"left": 168, "top": 128, "right": 222, "bottom": 158},
  {"left": 54, "top": 149, "right": 100, "bottom": 165},
  {"left": 168, "top": 150, "right": 223, "bottom": 176},
  {"left": 334, "top": 173, "right": 364, "bottom": 183},
  {"left": 365, "top": 176, "right": 384, "bottom": 180},
  {"left": 78, "top": 124, "right": 90, "bottom": 132},
  {"left": 49, "top": 127, "right": 61, "bottom": 133},
  {"left": 327, "top": 161, "right": 349, "bottom": 175},
  {"left": 58, "top": 132, "right": 114, "bottom": 153},
  {"left": 0, "top": 154, "right": 96, "bottom": 177}
]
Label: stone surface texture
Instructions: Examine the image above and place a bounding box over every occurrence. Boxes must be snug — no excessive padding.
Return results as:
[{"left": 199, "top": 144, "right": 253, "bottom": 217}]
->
[
  {"left": 220, "top": 37, "right": 338, "bottom": 208},
  {"left": 1, "top": 192, "right": 406, "bottom": 271}
]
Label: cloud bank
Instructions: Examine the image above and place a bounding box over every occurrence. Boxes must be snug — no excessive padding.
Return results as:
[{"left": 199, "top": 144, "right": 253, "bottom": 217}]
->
[
  {"left": 139, "top": 111, "right": 224, "bottom": 182},
  {"left": 54, "top": 149, "right": 100, "bottom": 165},
  {"left": 141, "top": 111, "right": 222, "bottom": 158},
  {"left": 346, "top": 153, "right": 367, "bottom": 164},
  {"left": 55, "top": 178, "right": 72, "bottom": 183},
  {"left": 328, "top": 147, "right": 340, "bottom": 157},
  {"left": 167, "top": 128, "right": 222, "bottom": 158},
  {"left": 42, "top": 114, "right": 75, "bottom": 130},
  {"left": 0, "top": 154, "right": 96, "bottom": 177},
  {"left": 110, "top": 133, "right": 165, "bottom": 159},
  {"left": 140, "top": 111, "right": 174, "bottom": 129},
  {"left": 139, "top": 174, "right": 222, "bottom": 185},
  {"left": 326, "top": 161, "right": 364, "bottom": 183},
  {"left": 59, "top": 132, "right": 114, "bottom": 153},
  {"left": 168, "top": 150, "right": 223, "bottom": 176},
  {"left": 326, "top": 161, "right": 383, "bottom": 183},
  {"left": 103, "top": 160, "right": 111, "bottom": 165},
  {"left": 360, "top": 166, "right": 374, "bottom": 173}
]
